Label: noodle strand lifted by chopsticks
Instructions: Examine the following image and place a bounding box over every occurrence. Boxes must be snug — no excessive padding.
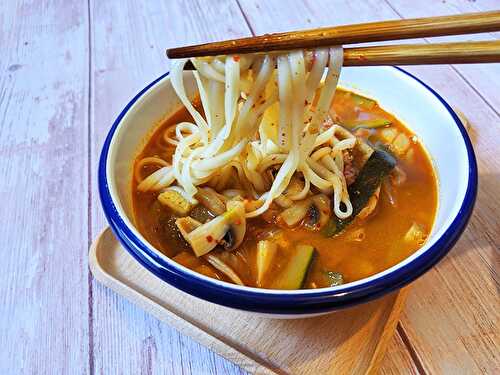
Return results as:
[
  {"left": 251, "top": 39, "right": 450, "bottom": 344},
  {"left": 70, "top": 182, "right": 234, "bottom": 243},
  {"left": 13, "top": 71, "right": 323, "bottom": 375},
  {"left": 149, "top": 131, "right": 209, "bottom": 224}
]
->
[{"left": 138, "top": 47, "right": 356, "bottom": 220}]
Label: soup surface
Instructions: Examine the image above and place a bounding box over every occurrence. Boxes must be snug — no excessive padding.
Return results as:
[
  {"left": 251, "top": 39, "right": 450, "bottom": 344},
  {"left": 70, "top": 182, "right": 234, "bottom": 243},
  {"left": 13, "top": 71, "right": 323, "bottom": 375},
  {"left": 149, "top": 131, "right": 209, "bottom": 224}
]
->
[{"left": 132, "top": 89, "right": 437, "bottom": 289}]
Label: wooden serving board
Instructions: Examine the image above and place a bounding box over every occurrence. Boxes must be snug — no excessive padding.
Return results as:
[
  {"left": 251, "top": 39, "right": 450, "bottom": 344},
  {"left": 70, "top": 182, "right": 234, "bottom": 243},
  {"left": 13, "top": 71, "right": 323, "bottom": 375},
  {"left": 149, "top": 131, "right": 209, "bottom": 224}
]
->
[{"left": 89, "top": 227, "right": 408, "bottom": 375}]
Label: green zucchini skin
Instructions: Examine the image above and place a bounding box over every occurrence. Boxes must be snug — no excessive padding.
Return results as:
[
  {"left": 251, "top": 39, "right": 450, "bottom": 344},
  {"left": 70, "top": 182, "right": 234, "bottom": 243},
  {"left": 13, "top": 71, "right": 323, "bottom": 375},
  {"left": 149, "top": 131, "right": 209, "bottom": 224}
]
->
[
  {"left": 322, "top": 149, "right": 396, "bottom": 237},
  {"left": 271, "top": 245, "right": 316, "bottom": 290}
]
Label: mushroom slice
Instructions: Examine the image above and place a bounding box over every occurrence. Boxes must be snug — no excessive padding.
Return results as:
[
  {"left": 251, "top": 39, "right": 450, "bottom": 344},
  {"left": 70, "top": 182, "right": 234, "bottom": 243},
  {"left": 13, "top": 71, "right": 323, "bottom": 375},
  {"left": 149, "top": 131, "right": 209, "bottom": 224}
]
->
[
  {"left": 223, "top": 200, "right": 246, "bottom": 251},
  {"left": 279, "top": 199, "right": 311, "bottom": 227},
  {"left": 176, "top": 200, "right": 246, "bottom": 257},
  {"left": 280, "top": 194, "right": 331, "bottom": 230},
  {"left": 175, "top": 217, "right": 202, "bottom": 238}
]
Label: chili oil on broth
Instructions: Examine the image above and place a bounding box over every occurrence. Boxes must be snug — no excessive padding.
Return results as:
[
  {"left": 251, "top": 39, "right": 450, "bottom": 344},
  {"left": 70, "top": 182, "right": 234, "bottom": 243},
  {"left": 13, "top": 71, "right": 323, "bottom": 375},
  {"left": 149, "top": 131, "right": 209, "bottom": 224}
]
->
[{"left": 132, "top": 90, "right": 438, "bottom": 289}]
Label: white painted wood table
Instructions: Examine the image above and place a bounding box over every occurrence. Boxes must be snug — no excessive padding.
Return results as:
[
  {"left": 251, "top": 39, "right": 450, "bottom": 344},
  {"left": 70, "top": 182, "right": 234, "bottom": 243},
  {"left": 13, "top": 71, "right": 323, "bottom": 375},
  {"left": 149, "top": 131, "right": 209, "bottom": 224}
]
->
[{"left": 1, "top": 1, "right": 498, "bottom": 374}]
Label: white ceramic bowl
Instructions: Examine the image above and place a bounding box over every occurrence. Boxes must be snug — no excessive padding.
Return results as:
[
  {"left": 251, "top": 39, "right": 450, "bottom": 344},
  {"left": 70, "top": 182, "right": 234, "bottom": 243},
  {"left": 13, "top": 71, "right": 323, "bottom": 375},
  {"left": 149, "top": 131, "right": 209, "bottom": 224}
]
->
[{"left": 99, "top": 66, "right": 477, "bottom": 317}]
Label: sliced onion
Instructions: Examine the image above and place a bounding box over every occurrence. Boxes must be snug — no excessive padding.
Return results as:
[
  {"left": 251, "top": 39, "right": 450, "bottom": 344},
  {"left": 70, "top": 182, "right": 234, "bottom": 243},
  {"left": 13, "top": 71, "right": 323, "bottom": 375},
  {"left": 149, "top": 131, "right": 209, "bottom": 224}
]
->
[
  {"left": 279, "top": 199, "right": 311, "bottom": 226},
  {"left": 195, "top": 187, "right": 226, "bottom": 215},
  {"left": 204, "top": 254, "right": 244, "bottom": 285}
]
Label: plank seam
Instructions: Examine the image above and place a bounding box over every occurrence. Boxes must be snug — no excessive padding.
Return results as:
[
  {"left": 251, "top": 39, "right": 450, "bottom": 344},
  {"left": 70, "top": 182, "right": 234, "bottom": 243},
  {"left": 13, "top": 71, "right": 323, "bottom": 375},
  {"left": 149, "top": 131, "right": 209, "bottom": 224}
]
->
[
  {"left": 383, "top": 0, "right": 500, "bottom": 118},
  {"left": 235, "top": 0, "right": 256, "bottom": 36},
  {"left": 396, "top": 323, "right": 427, "bottom": 375},
  {"left": 448, "top": 66, "right": 500, "bottom": 118},
  {"left": 86, "top": 0, "right": 95, "bottom": 374}
]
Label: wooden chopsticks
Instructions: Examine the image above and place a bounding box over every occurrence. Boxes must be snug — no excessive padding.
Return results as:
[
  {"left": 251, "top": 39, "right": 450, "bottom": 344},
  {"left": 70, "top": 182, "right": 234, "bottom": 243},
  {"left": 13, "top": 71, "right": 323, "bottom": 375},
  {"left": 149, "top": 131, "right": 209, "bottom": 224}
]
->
[
  {"left": 342, "top": 40, "right": 500, "bottom": 66},
  {"left": 180, "top": 41, "right": 500, "bottom": 68},
  {"left": 167, "top": 10, "right": 500, "bottom": 66}
]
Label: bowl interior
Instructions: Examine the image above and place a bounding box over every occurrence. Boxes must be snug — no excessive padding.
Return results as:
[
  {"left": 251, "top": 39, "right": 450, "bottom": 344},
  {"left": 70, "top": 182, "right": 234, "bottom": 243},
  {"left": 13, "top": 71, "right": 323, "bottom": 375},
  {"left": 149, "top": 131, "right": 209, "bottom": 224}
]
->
[{"left": 106, "top": 66, "right": 470, "bottom": 292}]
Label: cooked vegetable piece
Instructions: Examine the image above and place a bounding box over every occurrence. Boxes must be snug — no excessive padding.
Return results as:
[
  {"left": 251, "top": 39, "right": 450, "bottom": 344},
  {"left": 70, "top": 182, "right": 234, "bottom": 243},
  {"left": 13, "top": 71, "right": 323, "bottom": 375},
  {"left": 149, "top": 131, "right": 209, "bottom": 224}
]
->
[
  {"left": 195, "top": 264, "right": 221, "bottom": 279},
  {"left": 271, "top": 230, "right": 291, "bottom": 249},
  {"left": 172, "top": 251, "right": 202, "bottom": 269},
  {"left": 271, "top": 245, "right": 316, "bottom": 290},
  {"left": 350, "top": 92, "right": 376, "bottom": 109},
  {"left": 325, "top": 271, "right": 344, "bottom": 286},
  {"left": 195, "top": 187, "right": 226, "bottom": 215},
  {"left": 322, "top": 149, "right": 396, "bottom": 237},
  {"left": 405, "top": 148, "right": 415, "bottom": 163},
  {"left": 353, "top": 138, "right": 375, "bottom": 168},
  {"left": 185, "top": 216, "right": 227, "bottom": 256},
  {"left": 345, "top": 227, "right": 366, "bottom": 242},
  {"left": 224, "top": 200, "right": 246, "bottom": 250},
  {"left": 283, "top": 176, "right": 307, "bottom": 197},
  {"left": 222, "top": 189, "right": 246, "bottom": 199},
  {"left": 380, "top": 127, "right": 398, "bottom": 143},
  {"left": 274, "top": 194, "right": 293, "bottom": 208},
  {"left": 311, "top": 194, "right": 331, "bottom": 229},
  {"left": 392, "top": 133, "right": 410, "bottom": 156},
  {"left": 404, "top": 222, "right": 428, "bottom": 245},
  {"left": 357, "top": 186, "right": 380, "bottom": 220},
  {"left": 158, "top": 189, "right": 192, "bottom": 215},
  {"left": 280, "top": 194, "right": 331, "bottom": 230},
  {"left": 303, "top": 205, "right": 320, "bottom": 230},
  {"left": 279, "top": 199, "right": 311, "bottom": 226},
  {"left": 177, "top": 200, "right": 246, "bottom": 257},
  {"left": 175, "top": 217, "right": 201, "bottom": 238},
  {"left": 256, "top": 240, "right": 278, "bottom": 286},
  {"left": 347, "top": 119, "right": 391, "bottom": 128},
  {"left": 189, "top": 204, "right": 215, "bottom": 223},
  {"left": 205, "top": 254, "right": 244, "bottom": 285},
  {"left": 390, "top": 165, "right": 407, "bottom": 186}
]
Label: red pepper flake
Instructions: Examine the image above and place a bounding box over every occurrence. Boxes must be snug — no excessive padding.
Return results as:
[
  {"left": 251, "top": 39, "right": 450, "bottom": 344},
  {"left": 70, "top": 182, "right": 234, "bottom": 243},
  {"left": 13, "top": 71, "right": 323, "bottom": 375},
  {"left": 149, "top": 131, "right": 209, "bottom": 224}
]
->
[
  {"left": 234, "top": 219, "right": 241, "bottom": 225},
  {"left": 206, "top": 235, "right": 213, "bottom": 242},
  {"left": 233, "top": 55, "right": 240, "bottom": 62}
]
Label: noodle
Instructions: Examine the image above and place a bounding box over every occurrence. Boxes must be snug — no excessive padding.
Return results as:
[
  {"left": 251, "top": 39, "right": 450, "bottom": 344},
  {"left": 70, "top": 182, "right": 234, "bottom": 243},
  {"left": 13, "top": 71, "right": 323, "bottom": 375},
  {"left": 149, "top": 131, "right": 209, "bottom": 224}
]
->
[{"left": 138, "top": 47, "right": 355, "bottom": 220}]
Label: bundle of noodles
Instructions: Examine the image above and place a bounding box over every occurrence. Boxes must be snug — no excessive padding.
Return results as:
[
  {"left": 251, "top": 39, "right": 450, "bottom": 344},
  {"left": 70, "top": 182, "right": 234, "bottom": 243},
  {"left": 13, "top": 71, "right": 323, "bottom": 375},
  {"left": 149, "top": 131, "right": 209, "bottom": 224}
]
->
[{"left": 137, "top": 47, "right": 356, "bottom": 225}]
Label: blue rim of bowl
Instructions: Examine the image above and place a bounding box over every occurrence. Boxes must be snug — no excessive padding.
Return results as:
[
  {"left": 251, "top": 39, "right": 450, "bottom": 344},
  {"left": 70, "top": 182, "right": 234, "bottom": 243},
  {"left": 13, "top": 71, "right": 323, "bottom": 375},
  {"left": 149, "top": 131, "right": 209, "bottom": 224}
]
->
[{"left": 98, "top": 67, "right": 477, "bottom": 314}]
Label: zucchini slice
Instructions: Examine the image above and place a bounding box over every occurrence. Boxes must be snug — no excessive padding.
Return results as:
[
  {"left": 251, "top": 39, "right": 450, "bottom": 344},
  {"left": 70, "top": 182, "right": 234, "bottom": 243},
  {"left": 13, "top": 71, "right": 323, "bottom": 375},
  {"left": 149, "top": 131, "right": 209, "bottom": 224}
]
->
[
  {"left": 271, "top": 245, "right": 316, "bottom": 290},
  {"left": 323, "top": 148, "right": 396, "bottom": 237},
  {"left": 343, "top": 118, "right": 391, "bottom": 129},
  {"left": 351, "top": 119, "right": 391, "bottom": 128}
]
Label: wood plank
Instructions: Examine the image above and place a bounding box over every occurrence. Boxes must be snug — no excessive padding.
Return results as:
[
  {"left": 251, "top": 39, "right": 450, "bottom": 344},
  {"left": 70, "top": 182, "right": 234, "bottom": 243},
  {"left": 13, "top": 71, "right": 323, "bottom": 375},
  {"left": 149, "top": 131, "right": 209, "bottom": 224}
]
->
[
  {"left": 0, "top": 1, "right": 90, "bottom": 374},
  {"left": 238, "top": 0, "right": 500, "bottom": 373},
  {"left": 430, "top": 0, "right": 500, "bottom": 39},
  {"left": 89, "top": 1, "right": 251, "bottom": 374},
  {"left": 386, "top": 0, "right": 500, "bottom": 114}
]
